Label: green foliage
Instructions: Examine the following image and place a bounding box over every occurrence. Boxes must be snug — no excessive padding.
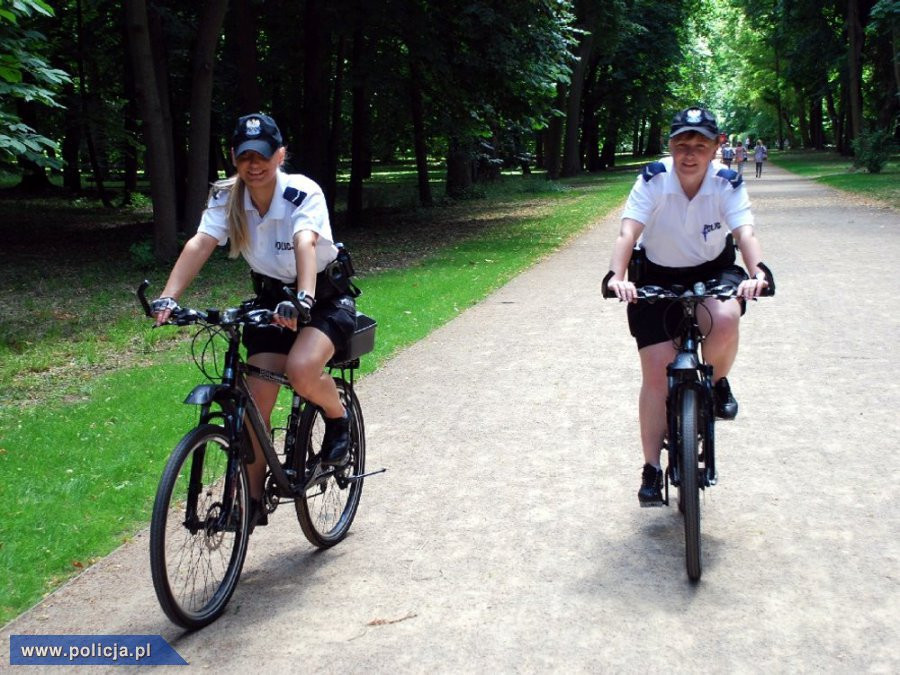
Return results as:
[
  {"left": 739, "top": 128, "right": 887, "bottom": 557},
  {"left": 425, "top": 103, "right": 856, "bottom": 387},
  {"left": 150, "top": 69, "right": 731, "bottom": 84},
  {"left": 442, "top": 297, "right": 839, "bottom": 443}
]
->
[
  {"left": 851, "top": 128, "right": 898, "bottom": 173},
  {"left": 0, "top": 0, "right": 69, "bottom": 171}
]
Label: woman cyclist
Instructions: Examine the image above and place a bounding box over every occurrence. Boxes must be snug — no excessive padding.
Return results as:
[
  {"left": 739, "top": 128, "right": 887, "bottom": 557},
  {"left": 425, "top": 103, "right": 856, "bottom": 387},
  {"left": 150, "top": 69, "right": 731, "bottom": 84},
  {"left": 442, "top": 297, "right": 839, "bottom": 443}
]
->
[
  {"left": 150, "top": 113, "right": 357, "bottom": 529},
  {"left": 604, "top": 107, "right": 770, "bottom": 506}
]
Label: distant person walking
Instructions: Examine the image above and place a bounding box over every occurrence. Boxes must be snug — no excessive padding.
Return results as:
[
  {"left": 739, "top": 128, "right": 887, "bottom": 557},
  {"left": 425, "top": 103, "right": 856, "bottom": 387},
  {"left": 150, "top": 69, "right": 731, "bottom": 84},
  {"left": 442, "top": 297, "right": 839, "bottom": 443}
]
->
[
  {"left": 720, "top": 141, "right": 734, "bottom": 168},
  {"left": 754, "top": 139, "right": 768, "bottom": 178},
  {"left": 733, "top": 141, "right": 748, "bottom": 176}
]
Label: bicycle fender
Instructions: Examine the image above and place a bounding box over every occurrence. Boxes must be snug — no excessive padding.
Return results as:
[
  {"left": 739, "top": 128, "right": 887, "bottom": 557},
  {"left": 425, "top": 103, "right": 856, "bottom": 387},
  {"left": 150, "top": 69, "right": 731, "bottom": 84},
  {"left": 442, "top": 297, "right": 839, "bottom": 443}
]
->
[{"left": 184, "top": 384, "right": 233, "bottom": 405}]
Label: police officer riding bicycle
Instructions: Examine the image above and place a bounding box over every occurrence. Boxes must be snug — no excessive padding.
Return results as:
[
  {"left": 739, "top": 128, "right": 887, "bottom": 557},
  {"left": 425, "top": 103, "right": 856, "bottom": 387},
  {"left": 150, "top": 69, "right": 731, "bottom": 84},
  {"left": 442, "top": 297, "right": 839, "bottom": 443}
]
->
[
  {"left": 151, "top": 113, "right": 358, "bottom": 529},
  {"left": 604, "top": 107, "right": 770, "bottom": 507}
]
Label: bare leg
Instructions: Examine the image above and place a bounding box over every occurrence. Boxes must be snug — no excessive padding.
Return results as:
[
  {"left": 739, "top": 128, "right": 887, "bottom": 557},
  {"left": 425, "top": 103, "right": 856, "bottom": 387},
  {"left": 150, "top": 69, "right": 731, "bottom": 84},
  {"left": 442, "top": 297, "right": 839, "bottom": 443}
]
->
[
  {"left": 638, "top": 341, "right": 677, "bottom": 466},
  {"left": 285, "top": 326, "right": 344, "bottom": 418},
  {"left": 699, "top": 298, "right": 741, "bottom": 382},
  {"left": 245, "top": 352, "right": 287, "bottom": 500}
]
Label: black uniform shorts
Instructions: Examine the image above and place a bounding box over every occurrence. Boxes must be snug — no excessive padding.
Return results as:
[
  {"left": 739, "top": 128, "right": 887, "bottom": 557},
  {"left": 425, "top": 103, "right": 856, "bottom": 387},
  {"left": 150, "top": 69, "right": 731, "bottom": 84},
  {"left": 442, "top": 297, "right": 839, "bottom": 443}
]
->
[
  {"left": 243, "top": 292, "right": 357, "bottom": 358},
  {"left": 627, "top": 262, "right": 748, "bottom": 350}
]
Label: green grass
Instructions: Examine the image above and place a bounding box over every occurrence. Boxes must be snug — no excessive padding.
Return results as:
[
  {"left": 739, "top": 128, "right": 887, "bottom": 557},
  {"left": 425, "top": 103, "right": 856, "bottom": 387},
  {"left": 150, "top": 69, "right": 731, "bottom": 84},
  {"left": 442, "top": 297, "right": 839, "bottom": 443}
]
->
[
  {"left": 0, "top": 167, "right": 637, "bottom": 625},
  {"left": 770, "top": 149, "right": 900, "bottom": 208}
]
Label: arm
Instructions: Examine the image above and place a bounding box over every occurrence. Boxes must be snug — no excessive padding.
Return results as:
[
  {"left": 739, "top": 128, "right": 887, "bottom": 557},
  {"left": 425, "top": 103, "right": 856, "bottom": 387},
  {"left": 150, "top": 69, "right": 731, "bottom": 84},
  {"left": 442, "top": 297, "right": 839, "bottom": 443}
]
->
[
  {"left": 272, "top": 229, "right": 319, "bottom": 330},
  {"left": 293, "top": 229, "right": 319, "bottom": 298},
  {"left": 606, "top": 217, "right": 644, "bottom": 302},
  {"left": 733, "top": 224, "right": 768, "bottom": 298},
  {"left": 154, "top": 233, "right": 219, "bottom": 323}
]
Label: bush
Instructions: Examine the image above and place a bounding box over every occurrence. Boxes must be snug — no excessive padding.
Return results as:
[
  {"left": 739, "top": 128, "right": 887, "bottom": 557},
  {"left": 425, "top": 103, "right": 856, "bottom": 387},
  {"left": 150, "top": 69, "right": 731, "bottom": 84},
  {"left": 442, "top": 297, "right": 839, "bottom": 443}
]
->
[{"left": 851, "top": 128, "right": 897, "bottom": 174}]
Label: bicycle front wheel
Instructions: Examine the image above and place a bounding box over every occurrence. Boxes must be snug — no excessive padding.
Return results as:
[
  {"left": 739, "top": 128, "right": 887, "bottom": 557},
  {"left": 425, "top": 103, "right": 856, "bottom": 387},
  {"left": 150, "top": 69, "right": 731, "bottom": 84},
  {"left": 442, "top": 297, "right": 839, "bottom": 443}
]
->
[
  {"left": 678, "top": 388, "right": 702, "bottom": 581},
  {"left": 149, "top": 424, "right": 251, "bottom": 629},
  {"left": 293, "top": 378, "right": 366, "bottom": 548}
]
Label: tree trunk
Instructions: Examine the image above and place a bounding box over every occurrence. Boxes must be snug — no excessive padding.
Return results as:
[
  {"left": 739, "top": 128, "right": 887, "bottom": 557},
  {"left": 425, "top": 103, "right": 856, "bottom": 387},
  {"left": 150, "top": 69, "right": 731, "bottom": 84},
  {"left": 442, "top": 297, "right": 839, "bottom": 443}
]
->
[
  {"left": 846, "top": 0, "right": 864, "bottom": 147},
  {"left": 774, "top": 48, "right": 785, "bottom": 150},
  {"left": 544, "top": 83, "right": 566, "bottom": 179},
  {"left": 599, "top": 115, "right": 618, "bottom": 169},
  {"left": 810, "top": 97, "right": 825, "bottom": 150},
  {"left": 645, "top": 115, "right": 662, "bottom": 157},
  {"left": 299, "top": 0, "right": 332, "bottom": 202},
  {"left": 147, "top": 2, "right": 180, "bottom": 223},
  {"left": 585, "top": 107, "right": 601, "bottom": 172},
  {"left": 124, "top": 0, "right": 178, "bottom": 260},
  {"left": 184, "top": 0, "right": 228, "bottom": 235},
  {"left": 561, "top": 31, "right": 594, "bottom": 177},
  {"left": 234, "top": 0, "right": 261, "bottom": 113},
  {"left": 797, "top": 100, "right": 810, "bottom": 148},
  {"left": 446, "top": 136, "right": 472, "bottom": 197}
]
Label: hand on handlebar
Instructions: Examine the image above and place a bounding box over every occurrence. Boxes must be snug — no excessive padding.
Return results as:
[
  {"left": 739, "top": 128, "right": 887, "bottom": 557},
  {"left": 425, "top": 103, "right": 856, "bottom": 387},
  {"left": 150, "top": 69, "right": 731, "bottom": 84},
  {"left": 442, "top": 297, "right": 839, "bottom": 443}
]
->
[
  {"left": 272, "top": 293, "right": 314, "bottom": 331},
  {"left": 150, "top": 296, "right": 179, "bottom": 326},
  {"left": 607, "top": 276, "right": 639, "bottom": 303},
  {"left": 735, "top": 276, "right": 769, "bottom": 300}
]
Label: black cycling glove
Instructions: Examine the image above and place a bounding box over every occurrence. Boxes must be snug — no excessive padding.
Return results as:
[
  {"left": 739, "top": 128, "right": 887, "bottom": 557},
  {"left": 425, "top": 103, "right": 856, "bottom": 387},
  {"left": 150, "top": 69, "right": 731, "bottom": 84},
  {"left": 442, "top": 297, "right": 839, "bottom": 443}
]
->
[{"left": 150, "top": 296, "right": 178, "bottom": 314}]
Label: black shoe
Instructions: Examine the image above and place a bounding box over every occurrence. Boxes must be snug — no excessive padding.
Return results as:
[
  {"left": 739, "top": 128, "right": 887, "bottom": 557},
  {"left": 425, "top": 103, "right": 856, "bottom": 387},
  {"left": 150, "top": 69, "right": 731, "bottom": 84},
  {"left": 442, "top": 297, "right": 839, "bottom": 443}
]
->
[
  {"left": 638, "top": 463, "right": 664, "bottom": 507},
  {"left": 320, "top": 409, "right": 351, "bottom": 466},
  {"left": 714, "top": 377, "right": 738, "bottom": 420},
  {"left": 248, "top": 499, "right": 268, "bottom": 535}
]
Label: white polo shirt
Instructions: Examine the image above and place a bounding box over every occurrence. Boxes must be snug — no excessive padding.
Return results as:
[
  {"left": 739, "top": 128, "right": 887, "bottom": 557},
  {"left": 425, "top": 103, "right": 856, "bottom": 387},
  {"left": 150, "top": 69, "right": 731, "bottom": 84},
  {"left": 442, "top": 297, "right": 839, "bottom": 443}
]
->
[
  {"left": 621, "top": 156, "right": 754, "bottom": 267},
  {"left": 198, "top": 170, "right": 338, "bottom": 282}
]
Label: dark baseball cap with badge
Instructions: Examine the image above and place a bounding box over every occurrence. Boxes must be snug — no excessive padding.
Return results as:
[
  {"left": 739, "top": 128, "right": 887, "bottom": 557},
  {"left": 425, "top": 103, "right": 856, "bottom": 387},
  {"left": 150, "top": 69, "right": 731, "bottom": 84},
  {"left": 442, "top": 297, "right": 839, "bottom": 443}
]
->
[
  {"left": 669, "top": 107, "right": 719, "bottom": 140},
  {"left": 231, "top": 113, "right": 283, "bottom": 159}
]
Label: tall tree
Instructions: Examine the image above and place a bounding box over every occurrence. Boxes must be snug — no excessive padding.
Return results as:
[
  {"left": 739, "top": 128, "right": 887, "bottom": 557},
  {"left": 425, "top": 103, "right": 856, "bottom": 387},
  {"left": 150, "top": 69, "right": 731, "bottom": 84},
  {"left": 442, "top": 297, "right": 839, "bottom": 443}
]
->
[
  {"left": 184, "top": 0, "right": 228, "bottom": 234},
  {"left": 124, "top": 0, "right": 178, "bottom": 260}
]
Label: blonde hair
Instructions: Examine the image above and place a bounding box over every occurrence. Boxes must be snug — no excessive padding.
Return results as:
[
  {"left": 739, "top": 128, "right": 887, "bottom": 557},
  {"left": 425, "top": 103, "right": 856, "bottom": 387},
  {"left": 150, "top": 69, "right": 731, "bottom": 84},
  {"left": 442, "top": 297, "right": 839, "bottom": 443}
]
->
[
  {"left": 207, "top": 175, "right": 248, "bottom": 259},
  {"left": 213, "top": 147, "right": 286, "bottom": 257}
]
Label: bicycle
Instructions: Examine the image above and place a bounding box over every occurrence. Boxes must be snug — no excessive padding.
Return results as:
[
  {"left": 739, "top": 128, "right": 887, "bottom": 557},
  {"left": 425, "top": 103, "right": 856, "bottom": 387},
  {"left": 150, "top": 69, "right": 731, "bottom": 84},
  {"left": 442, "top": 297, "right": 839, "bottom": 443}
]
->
[
  {"left": 603, "top": 265, "right": 774, "bottom": 581},
  {"left": 136, "top": 281, "right": 382, "bottom": 628}
]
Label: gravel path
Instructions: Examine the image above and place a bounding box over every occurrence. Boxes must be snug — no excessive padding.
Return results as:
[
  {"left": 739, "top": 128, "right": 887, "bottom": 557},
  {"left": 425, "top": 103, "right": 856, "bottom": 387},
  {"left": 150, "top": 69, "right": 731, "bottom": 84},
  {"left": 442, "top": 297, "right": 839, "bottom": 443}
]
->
[{"left": 3, "top": 163, "right": 899, "bottom": 672}]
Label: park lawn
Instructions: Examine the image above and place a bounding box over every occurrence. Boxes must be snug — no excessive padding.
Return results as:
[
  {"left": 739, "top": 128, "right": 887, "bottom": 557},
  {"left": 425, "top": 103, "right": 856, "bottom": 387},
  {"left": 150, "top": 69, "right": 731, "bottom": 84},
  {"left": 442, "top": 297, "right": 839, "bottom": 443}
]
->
[
  {"left": 0, "top": 167, "right": 637, "bottom": 626},
  {"left": 770, "top": 150, "right": 900, "bottom": 208}
]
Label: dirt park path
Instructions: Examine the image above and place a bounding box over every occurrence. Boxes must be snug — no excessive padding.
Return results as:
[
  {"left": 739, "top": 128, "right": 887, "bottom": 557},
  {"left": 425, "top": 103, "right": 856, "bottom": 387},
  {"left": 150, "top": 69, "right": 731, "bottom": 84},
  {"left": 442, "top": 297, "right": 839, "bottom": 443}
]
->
[{"left": 3, "top": 163, "right": 899, "bottom": 672}]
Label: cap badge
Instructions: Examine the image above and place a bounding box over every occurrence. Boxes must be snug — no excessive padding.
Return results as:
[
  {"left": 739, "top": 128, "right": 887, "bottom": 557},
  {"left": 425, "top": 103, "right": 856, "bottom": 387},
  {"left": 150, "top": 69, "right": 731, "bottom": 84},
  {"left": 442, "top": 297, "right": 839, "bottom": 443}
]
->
[
  {"left": 245, "top": 118, "right": 261, "bottom": 136},
  {"left": 686, "top": 109, "right": 702, "bottom": 123}
]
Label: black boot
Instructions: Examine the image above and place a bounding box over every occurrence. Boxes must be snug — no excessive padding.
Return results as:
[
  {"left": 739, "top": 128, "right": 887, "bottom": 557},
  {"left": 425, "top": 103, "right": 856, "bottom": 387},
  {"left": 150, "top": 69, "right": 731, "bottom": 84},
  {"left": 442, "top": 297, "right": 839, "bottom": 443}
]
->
[
  {"left": 714, "top": 377, "right": 738, "bottom": 420},
  {"left": 321, "top": 408, "right": 351, "bottom": 466},
  {"left": 638, "top": 463, "right": 664, "bottom": 507}
]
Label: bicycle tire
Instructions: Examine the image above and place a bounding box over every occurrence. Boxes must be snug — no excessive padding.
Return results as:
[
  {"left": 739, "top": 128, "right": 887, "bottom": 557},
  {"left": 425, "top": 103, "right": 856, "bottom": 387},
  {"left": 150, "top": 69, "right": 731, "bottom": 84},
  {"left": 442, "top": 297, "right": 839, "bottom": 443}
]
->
[
  {"left": 678, "top": 388, "right": 702, "bottom": 581},
  {"left": 149, "top": 424, "right": 251, "bottom": 629},
  {"left": 293, "top": 377, "right": 366, "bottom": 548}
]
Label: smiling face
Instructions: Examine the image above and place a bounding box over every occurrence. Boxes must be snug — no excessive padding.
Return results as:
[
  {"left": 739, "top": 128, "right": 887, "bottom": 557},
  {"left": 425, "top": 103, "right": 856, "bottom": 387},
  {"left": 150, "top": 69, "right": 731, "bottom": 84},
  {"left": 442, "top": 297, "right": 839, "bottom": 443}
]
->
[
  {"left": 668, "top": 132, "right": 718, "bottom": 194},
  {"left": 231, "top": 146, "right": 285, "bottom": 191}
]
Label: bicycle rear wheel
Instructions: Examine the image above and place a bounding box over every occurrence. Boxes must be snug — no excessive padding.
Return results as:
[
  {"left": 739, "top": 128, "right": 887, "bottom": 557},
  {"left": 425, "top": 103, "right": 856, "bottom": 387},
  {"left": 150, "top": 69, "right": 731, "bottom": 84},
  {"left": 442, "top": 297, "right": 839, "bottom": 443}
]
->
[
  {"left": 293, "top": 378, "right": 366, "bottom": 548},
  {"left": 678, "top": 388, "right": 702, "bottom": 581},
  {"left": 149, "top": 424, "right": 251, "bottom": 629}
]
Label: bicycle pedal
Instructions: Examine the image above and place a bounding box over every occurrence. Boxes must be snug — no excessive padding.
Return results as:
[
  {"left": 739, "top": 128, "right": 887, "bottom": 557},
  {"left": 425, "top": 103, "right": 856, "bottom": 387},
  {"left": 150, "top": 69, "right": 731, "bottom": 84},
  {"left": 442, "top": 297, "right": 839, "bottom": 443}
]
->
[{"left": 639, "top": 500, "right": 665, "bottom": 508}]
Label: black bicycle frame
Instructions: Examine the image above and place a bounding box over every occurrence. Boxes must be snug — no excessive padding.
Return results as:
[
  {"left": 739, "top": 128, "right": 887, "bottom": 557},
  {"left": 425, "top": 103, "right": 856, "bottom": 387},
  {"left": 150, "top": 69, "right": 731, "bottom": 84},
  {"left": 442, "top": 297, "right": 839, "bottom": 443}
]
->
[{"left": 182, "top": 324, "right": 304, "bottom": 499}]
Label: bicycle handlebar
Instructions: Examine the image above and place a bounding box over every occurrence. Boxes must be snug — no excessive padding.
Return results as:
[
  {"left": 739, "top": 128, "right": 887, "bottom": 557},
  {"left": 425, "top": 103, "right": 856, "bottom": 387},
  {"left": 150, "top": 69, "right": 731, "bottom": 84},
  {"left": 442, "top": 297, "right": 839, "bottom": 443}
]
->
[
  {"left": 136, "top": 280, "right": 275, "bottom": 327},
  {"left": 601, "top": 262, "right": 776, "bottom": 300}
]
